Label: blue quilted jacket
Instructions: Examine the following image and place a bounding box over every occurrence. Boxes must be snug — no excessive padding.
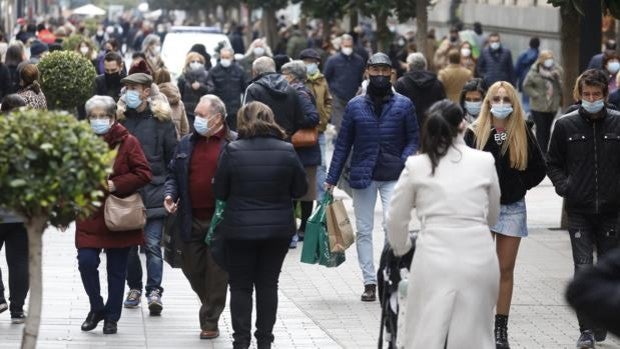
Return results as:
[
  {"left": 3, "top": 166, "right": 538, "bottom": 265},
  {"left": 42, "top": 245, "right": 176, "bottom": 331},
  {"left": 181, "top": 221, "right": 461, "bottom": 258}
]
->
[{"left": 326, "top": 92, "right": 420, "bottom": 189}]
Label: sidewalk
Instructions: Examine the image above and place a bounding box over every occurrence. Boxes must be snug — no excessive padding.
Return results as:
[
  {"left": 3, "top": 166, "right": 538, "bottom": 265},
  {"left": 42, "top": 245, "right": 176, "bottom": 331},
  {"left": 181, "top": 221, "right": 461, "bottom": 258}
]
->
[{"left": 1, "top": 178, "right": 619, "bottom": 348}]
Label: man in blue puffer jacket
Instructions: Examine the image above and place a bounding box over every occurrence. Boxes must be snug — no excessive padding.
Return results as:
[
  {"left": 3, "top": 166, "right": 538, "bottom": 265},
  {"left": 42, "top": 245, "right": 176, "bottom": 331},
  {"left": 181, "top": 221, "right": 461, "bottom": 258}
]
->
[{"left": 325, "top": 53, "right": 419, "bottom": 302}]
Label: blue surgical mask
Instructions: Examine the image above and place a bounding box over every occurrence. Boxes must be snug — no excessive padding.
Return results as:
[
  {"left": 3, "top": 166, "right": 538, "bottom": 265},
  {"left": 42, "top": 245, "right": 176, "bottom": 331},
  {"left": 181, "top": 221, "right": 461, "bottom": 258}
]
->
[
  {"left": 90, "top": 119, "right": 112, "bottom": 135},
  {"left": 464, "top": 101, "right": 482, "bottom": 116},
  {"left": 581, "top": 99, "right": 605, "bottom": 114},
  {"left": 194, "top": 116, "right": 209, "bottom": 135},
  {"left": 125, "top": 90, "right": 142, "bottom": 109},
  {"left": 306, "top": 63, "right": 319, "bottom": 75},
  {"left": 490, "top": 103, "right": 513, "bottom": 119},
  {"left": 608, "top": 61, "right": 620, "bottom": 74}
]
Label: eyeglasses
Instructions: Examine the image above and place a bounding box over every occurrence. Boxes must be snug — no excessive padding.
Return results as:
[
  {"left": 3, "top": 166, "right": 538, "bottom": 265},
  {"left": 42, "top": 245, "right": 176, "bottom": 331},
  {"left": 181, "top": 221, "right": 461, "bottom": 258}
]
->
[{"left": 491, "top": 96, "right": 511, "bottom": 104}]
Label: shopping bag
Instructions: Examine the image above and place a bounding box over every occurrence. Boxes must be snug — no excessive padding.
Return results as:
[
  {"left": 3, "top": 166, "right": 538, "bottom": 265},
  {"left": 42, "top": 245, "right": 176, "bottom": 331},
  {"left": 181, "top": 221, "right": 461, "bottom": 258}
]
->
[
  {"left": 205, "top": 200, "right": 228, "bottom": 271},
  {"left": 301, "top": 193, "right": 345, "bottom": 267},
  {"left": 326, "top": 199, "right": 355, "bottom": 253},
  {"left": 162, "top": 213, "right": 183, "bottom": 268},
  {"left": 205, "top": 200, "right": 226, "bottom": 246}
]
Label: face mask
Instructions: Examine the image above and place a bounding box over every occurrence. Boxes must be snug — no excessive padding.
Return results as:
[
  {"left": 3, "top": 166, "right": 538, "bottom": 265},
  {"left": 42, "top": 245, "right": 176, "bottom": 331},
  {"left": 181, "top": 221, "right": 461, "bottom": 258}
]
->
[
  {"left": 581, "top": 99, "right": 605, "bottom": 114},
  {"left": 608, "top": 61, "right": 620, "bottom": 74},
  {"left": 194, "top": 116, "right": 209, "bottom": 135},
  {"left": 220, "top": 59, "right": 232, "bottom": 68},
  {"left": 90, "top": 119, "right": 112, "bottom": 135},
  {"left": 490, "top": 103, "right": 513, "bottom": 119},
  {"left": 125, "top": 90, "right": 143, "bottom": 109},
  {"left": 368, "top": 75, "right": 391, "bottom": 94},
  {"left": 189, "top": 62, "right": 204, "bottom": 70},
  {"left": 306, "top": 62, "right": 319, "bottom": 75},
  {"left": 465, "top": 101, "right": 482, "bottom": 116},
  {"left": 153, "top": 45, "right": 161, "bottom": 54},
  {"left": 397, "top": 38, "right": 405, "bottom": 46},
  {"left": 97, "top": 30, "right": 104, "bottom": 36},
  {"left": 80, "top": 46, "right": 89, "bottom": 55},
  {"left": 543, "top": 59, "right": 554, "bottom": 68},
  {"left": 105, "top": 72, "right": 122, "bottom": 85},
  {"left": 460, "top": 48, "right": 471, "bottom": 57},
  {"left": 490, "top": 42, "right": 501, "bottom": 51},
  {"left": 253, "top": 47, "right": 265, "bottom": 56},
  {"left": 342, "top": 47, "right": 353, "bottom": 56}
]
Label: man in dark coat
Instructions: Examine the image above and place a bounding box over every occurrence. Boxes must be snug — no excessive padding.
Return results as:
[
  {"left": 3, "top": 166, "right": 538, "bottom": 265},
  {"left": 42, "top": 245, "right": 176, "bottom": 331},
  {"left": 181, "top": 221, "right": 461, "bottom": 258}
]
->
[
  {"left": 326, "top": 53, "right": 419, "bottom": 303},
  {"left": 94, "top": 52, "right": 125, "bottom": 101},
  {"left": 206, "top": 47, "right": 248, "bottom": 131},
  {"left": 547, "top": 69, "right": 620, "bottom": 349},
  {"left": 243, "top": 56, "right": 304, "bottom": 138},
  {"left": 164, "top": 95, "right": 235, "bottom": 340},
  {"left": 476, "top": 33, "right": 515, "bottom": 88},
  {"left": 229, "top": 25, "right": 246, "bottom": 55},
  {"left": 395, "top": 52, "right": 446, "bottom": 130},
  {"left": 118, "top": 73, "right": 178, "bottom": 316}
]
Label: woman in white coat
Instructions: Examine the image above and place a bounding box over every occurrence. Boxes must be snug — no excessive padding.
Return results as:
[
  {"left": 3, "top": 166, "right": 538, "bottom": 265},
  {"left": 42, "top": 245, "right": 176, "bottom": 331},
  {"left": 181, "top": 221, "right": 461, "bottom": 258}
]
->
[{"left": 387, "top": 100, "right": 501, "bottom": 349}]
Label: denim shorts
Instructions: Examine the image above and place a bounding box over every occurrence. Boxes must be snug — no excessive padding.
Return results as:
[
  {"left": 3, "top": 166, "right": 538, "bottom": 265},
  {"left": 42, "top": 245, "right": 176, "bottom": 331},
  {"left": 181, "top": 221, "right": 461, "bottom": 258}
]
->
[{"left": 491, "top": 199, "right": 528, "bottom": 238}]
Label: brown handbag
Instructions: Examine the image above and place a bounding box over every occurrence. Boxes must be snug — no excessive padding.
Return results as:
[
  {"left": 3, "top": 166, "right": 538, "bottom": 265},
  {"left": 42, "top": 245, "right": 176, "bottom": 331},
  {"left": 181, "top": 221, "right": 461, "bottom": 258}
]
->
[
  {"left": 103, "top": 144, "right": 147, "bottom": 232},
  {"left": 291, "top": 127, "right": 319, "bottom": 148}
]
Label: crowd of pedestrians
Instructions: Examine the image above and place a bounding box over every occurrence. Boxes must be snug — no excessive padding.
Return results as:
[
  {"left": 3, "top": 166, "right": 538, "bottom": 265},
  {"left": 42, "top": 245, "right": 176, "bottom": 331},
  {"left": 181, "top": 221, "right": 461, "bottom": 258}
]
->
[{"left": 1, "top": 13, "right": 620, "bottom": 349}]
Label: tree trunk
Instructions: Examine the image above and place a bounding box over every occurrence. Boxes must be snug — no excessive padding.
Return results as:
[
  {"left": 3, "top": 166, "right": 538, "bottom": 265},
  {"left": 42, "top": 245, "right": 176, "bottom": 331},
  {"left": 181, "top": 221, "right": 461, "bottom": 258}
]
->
[
  {"left": 322, "top": 17, "right": 331, "bottom": 45},
  {"left": 376, "top": 11, "right": 389, "bottom": 53},
  {"left": 261, "top": 6, "right": 279, "bottom": 51},
  {"left": 559, "top": 6, "right": 580, "bottom": 230},
  {"left": 416, "top": 0, "right": 429, "bottom": 60},
  {"left": 21, "top": 216, "right": 47, "bottom": 349},
  {"left": 349, "top": 7, "right": 359, "bottom": 32}
]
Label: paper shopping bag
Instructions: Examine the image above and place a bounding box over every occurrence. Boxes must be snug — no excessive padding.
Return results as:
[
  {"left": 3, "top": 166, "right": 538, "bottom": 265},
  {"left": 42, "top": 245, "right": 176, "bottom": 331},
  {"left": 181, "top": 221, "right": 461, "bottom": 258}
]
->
[{"left": 326, "top": 199, "right": 355, "bottom": 253}]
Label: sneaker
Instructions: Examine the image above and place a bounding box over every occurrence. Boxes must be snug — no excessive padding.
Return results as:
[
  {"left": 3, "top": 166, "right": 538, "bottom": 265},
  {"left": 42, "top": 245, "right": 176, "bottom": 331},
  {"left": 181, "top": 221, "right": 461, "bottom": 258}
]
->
[
  {"left": 123, "top": 289, "right": 142, "bottom": 308},
  {"left": 0, "top": 300, "right": 7, "bottom": 314},
  {"left": 147, "top": 289, "right": 163, "bottom": 315},
  {"left": 576, "top": 330, "right": 595, "bottom": 349},
  {"left": 289, "top": 233, "right": 298, "bottom": 249},
  {"left": 361, "top": 284, "right": 376, "bottom": 302},
  {"left": 11, "top": 312, "right": 26, "bottom": 324}
]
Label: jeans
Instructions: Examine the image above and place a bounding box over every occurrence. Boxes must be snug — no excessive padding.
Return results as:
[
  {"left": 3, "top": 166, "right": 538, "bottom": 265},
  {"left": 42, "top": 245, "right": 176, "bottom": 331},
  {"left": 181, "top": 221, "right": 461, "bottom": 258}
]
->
[
  {"left": 531, "top": 110, "right": 556, "bottom": 155},
  {"left": 126, "top": 217, "right": 165, "bottom": 294},
  {"left": 182, "top": 218, "right": 228, "bottom": 331},
  {"left": 0, "top": 223, "right": 29, "bottom": 314},
  {"left": 352, "top": 180, "right": 396, "bottom": 285},
  {"left": 567, "top": 212, "right": 620, "bottom": 332},
  {"left": 316, "top": 132, "right": 327, "bottom": 201},
  {"left": 226, "top": 238, "right": 290, "bottom": 347},
  {"left": 78, "top": 247, "right": 130, "bottom": 322}
]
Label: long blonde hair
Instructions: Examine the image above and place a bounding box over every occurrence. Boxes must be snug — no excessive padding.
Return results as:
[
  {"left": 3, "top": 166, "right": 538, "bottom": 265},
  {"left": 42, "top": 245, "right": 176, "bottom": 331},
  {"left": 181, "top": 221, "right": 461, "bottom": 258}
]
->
[{"left": 470, "top": 81, "right": 529, "bottom": 170}]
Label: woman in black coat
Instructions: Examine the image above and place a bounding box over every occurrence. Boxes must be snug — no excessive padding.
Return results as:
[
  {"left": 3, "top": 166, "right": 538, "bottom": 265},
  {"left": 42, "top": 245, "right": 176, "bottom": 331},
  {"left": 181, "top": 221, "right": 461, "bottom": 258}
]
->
[
  {"left": 214, "top": 101, "right": 307, "bottom": 349},
  {"left": 177, "top": 52, "right": 210, "bottom": 130}
]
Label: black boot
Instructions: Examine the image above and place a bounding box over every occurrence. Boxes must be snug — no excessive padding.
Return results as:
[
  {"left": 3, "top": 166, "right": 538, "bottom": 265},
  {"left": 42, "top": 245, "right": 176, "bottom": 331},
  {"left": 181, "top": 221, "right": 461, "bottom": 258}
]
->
[
  {"left": 81, "top": 311, "right": 104, "bottom": 331},
  {"left": 495, "top": 314, "right": 510, "bottom": 349},
  {"left": 361, "top": 284, "right": 376, "bottom": 302},
  {"left": 103, "top": 320, "right": 117, "bottom": 334}
]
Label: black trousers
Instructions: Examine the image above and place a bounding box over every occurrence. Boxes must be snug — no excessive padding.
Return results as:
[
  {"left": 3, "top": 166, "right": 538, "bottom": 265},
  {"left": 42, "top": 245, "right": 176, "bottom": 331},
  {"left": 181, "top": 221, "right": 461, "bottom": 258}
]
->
[
  {"left": 567, "top": 212, "right": 620, "bottom": 332},
  {"left": 0, "top": 223, "right": 29, "bottom": 315},
  {"left": 531, "top": 110, "right": 556, "bottom": 155},
  {"left": 226, "top": 238, "right": 290, "bottom": 348}
]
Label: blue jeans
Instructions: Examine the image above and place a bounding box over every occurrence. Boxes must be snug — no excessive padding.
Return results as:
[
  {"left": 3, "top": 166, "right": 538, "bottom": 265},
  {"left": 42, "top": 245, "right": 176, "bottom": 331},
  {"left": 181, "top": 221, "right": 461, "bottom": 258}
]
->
[
  {"left": 78, "top": 247, "right": 130, "bottom": 322},
  {"left": 352, "top": 180, "right": 396, "bottom": 285},
  {"left": 316, "top": 132, "right": 327, "bottom": 201},
  {"left": 126, "top": 217, "right": 164, "bottom": 294}
]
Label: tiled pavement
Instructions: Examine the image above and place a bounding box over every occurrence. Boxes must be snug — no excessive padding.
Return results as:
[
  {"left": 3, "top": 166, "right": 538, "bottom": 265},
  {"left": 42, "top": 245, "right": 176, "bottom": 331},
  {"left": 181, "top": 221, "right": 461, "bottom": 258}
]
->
[{"left": 1, "top": 177, "right": 620, "bottom": 348}]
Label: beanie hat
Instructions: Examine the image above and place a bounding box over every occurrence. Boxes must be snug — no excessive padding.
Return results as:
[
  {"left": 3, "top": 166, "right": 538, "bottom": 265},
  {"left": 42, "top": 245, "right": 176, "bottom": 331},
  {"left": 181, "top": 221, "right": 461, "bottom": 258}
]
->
[
  {"left": 30, "top": 41, "right": 48, "bottom": 57},
  {"left": 128, "top": 60, "right": 151, "bottom": 76}
]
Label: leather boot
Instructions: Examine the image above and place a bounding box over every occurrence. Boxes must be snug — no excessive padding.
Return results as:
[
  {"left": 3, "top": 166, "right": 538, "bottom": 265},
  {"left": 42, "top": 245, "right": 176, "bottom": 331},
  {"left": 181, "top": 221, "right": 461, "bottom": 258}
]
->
[
  {"left": 361, "top": 284, "right": 376, "bottom": 302},
  {"left": 495, "top": 314, "right": 510, "bottom": 349}
]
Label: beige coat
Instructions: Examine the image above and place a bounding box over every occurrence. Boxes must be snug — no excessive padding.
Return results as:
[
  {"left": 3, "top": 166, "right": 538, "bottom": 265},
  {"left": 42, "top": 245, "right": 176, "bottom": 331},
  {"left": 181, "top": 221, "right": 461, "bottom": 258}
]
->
[
  {"left": 438, "top": 64, "right": 473, "bottom": 103},
  {"left": 387, "top": 137, "right": 500, "bottom": 349},
  {"left": 158, "top": 82, "right": 190, "bottom": 138},
  {"left": 305, "top": 72, "right": 333, "bottom": 133}
]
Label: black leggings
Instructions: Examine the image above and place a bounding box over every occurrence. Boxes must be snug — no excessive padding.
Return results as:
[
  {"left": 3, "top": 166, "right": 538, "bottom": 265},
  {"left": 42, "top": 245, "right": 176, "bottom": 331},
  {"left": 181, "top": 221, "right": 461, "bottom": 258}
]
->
[
  {"left": 531, "top": 110, "right": 556, "bottom": 155},
  {"left": 296, "top": 201, "right": 314, "bottom": 232},
  {"left": 0, "top": 223, "right": 29, "bottom": 315}
]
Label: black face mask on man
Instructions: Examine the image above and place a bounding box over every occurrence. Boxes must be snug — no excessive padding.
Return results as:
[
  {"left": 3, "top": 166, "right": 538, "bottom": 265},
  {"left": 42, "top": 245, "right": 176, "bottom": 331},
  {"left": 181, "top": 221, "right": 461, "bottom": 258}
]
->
[
  {"left": 368, "top": 75, "right": 392, "bottom": 96},
  {"left": 105, "top": 72, "right": 123, "bottom": 86}
]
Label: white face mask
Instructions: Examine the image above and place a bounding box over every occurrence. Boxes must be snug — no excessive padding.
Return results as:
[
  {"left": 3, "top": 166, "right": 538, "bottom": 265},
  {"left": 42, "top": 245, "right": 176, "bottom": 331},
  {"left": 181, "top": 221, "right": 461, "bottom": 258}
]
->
[
  {"left": 153, "top": 45, "right": 161, "bottom": 54},
  {"left": 220, "top": 58, "right": 232, "bottom": 68},
  {"left": 190, "top": 62, "right": 204, "bottom": 70},
  {"left": 342, "top": 47, "right": 353, "bottom": 56},
  {"left": 460, "top": 48, "right": 471, "bottom": 57},
  {"left": 96, "top": 30, "right": 104, "bottom": 36},
  {"left": 543, "top": 59, "right": 554, "bottom": 68},
  {"left": 80, "top": 46, "right": 89, "bottom": 55},
  {"left": 490, "top": 42, "right": 501, "bottom": 51},
  {"left": 253, "top": 47, "right": 265, "bottom": 57}
]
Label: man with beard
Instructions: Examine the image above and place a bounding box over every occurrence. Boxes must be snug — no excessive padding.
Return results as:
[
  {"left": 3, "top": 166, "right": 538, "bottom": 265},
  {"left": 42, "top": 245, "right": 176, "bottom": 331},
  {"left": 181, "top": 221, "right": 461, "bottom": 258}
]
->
[{"left": 94, "top": 52, "right": 125, "bottom": 102}]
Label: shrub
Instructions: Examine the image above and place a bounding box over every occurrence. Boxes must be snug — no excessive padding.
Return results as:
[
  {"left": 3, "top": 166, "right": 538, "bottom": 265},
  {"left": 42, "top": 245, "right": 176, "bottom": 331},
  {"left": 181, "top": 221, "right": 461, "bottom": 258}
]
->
[{"left": 38, "top": 50, "right": 97, "bottom": 111}]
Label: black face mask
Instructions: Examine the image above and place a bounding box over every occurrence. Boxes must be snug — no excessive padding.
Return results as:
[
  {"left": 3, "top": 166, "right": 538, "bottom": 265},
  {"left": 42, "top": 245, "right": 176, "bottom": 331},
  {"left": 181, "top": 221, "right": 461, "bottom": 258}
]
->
[
  {"left": 368, "top": 75, "right": 391, "bottom": 96},
  {"left": 105, "top": 72, "right": 122, "bottom": 85}
]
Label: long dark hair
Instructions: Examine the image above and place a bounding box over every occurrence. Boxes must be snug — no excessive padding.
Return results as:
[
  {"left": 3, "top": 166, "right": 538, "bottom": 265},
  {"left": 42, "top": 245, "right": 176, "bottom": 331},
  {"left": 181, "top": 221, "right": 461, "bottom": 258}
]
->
[{"left": 421, "top": 100, "right": 464, "bottom": 175}]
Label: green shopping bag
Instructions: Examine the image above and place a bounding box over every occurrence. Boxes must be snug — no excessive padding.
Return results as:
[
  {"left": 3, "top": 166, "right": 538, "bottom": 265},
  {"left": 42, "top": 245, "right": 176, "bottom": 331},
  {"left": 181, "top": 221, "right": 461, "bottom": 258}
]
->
[
  {"left": 300, "top": 193, "right": 346, "bottom": 268},
  {"left": 205, "top": 200, "right": 226, "bottom": 246}
]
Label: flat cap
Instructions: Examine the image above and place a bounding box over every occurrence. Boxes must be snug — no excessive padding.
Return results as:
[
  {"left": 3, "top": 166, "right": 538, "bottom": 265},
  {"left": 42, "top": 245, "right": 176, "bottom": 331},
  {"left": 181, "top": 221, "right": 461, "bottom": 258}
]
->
[
  {"left": 121, "top": 73, "right": 153, "bottom": 86},
  {"left": 367, "top": 52, "right": 392, "bottom": 67},
  {"left": 299, "top": 48, "right": 321, "bottom": 61}
]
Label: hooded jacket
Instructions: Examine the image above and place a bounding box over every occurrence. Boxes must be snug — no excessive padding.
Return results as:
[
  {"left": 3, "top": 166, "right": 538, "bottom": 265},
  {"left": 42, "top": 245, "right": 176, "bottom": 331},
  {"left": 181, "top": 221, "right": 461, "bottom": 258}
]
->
[
  {"left": 306, "top": 72, "right": 332, "bottom": 133},
  {"left": 75, "top": 122, "right": 152, "bottom": 248},
  {"left": 243, "top": 73, "right": 304, "bottom": 137},
  {"left": 158, "top": 82, "right": 190, "bottom": 138},
  {"left": 395, "top": 70, "right": 446, "bottom": 128},
  {"left": 119, "top": 102, "right": 178, "bottom": 218},
  {"left": 290, "top": 81, "right": 321, "bottom": 166}
]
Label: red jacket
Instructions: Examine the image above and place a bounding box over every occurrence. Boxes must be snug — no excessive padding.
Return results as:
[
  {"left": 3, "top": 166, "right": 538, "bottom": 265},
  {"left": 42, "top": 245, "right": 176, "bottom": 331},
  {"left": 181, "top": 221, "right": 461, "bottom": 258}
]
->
[{"left": 76, "top": 123, "right": 152, "bottom": 249}]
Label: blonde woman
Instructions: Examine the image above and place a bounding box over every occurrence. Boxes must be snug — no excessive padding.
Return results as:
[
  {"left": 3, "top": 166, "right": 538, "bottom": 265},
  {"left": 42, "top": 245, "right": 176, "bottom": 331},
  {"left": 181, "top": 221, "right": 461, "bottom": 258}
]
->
[
  {"left": 141, "top": 34, "right": 164, "bottom": 74},
  {"left": 177, "top": 52, "right": 209, "bottom": 129},
  {"left": 464, "top": 81, "right": 546, "bottom": 349}
]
